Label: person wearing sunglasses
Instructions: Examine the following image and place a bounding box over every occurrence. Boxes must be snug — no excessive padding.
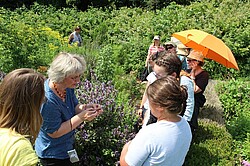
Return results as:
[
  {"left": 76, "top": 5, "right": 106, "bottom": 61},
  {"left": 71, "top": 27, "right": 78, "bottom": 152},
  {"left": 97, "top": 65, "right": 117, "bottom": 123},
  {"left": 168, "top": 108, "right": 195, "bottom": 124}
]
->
[
  {"left": 186, "top": 50, "right": 209, "bottom": 133},
  {"left": 163, "top": 41, "right": 177, "bottom": 54},
  {"left": 138, "top": 51, "right": 194, "bottom": 131}
]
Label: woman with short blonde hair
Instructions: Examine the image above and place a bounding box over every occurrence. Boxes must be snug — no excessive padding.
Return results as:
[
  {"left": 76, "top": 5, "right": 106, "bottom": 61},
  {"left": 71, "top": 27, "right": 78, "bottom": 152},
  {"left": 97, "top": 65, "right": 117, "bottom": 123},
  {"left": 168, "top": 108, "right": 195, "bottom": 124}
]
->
[
  {"left": 48, "top": 52, "right": 86, "bottom": 83},
  {"left": 35, "top": 52, "right": 103, "bottom": 166}
]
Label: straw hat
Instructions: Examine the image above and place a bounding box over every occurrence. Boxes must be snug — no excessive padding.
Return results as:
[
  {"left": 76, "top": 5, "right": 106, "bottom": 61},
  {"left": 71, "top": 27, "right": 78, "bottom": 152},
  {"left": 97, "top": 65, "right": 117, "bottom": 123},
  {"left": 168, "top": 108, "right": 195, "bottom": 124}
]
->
[
  {"left": 187, "top": 50, "right": 204, "bottom": 62},
  {"left": 177, "top": 44, "right": 189, "bottom": 56}
]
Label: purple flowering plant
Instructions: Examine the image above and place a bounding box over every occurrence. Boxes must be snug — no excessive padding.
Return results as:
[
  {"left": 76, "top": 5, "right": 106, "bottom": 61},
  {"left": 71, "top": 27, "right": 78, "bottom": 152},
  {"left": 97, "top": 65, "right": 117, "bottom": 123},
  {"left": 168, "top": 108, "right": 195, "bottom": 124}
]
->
[{"left": 74, "top": 70, "right": 137, "bottom": 165}]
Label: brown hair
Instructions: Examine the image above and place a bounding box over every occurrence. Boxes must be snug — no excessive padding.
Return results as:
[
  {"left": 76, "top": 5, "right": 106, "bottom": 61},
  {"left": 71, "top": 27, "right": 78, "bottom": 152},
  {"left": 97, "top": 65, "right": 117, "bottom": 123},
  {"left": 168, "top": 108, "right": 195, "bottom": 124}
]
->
[
  {"left": 75, "top": 26, "right": 81, "bottom": 31},
  {"left": 155, "top": 51, "right": 182, "bottom": 78},
  {"left": 0, "top": 68, "right": 45, "bottom": 143},
  {"left": 146, "top": 76, "right": 187, "bottom": 114}
]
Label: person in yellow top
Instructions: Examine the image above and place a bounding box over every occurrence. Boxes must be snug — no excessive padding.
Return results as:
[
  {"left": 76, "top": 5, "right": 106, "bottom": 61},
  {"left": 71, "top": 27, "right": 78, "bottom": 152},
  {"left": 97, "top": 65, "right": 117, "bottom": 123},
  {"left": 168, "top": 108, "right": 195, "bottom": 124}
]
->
[{"left": 0, "top": 68, "right": 45, "bottom": 166}]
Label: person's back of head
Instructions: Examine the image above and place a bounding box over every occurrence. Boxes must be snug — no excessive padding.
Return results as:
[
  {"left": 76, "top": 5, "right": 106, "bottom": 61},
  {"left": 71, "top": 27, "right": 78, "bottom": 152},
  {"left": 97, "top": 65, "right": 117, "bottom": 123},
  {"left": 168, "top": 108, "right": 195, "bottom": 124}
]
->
[
  {"left": 0, "top": 68, "right": 45, "bottom": 143},
  {"left": 155, "top": 52, "right": 182, "bottom": 78},
  {"left": 146, "top": 76, "right": 187, "bottom": 114}
]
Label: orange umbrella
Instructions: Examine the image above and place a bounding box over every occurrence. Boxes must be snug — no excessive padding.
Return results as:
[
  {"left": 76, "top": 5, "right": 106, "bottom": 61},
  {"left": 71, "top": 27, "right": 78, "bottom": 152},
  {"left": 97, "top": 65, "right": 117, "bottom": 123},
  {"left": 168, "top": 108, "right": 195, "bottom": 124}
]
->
[{"left": 172, "top": 29, "right": 239, "bottom": 70}]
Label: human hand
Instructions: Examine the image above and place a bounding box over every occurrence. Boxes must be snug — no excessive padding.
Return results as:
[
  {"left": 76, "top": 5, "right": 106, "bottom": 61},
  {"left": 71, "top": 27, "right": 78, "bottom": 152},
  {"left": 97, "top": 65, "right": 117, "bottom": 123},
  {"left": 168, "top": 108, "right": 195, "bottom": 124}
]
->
[
  {"left": 78, "top": 107, "right": 99, "bottom": 122},
  {"left": 85, "top": 104, "right": 103, "bottom": 115},
  {"left": 137, "top": 108, "right": 143, "bottom": 117}
]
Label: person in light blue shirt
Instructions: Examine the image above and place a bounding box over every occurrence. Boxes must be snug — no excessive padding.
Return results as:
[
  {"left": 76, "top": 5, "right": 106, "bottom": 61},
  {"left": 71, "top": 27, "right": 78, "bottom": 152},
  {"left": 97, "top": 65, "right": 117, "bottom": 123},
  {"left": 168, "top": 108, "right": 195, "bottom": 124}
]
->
[
  {"left": 120, "top": 76, "right": 192, "bottom": 166},
  {"left": 138, "top": 51, "right": 194, "bottom": 128},
  {"left": 35, "top": 52, "right": 103, "bottom": 166},
  {"left": 176, "top": 43, "right": 191, "bottom": 71}
]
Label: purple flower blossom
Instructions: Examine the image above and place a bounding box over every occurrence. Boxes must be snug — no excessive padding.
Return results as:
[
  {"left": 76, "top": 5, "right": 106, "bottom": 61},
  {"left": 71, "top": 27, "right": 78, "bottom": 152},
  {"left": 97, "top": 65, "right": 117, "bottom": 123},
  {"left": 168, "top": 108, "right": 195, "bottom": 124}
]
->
[{"left": 74, "top": 70, "right": 137, "bottom": 165}]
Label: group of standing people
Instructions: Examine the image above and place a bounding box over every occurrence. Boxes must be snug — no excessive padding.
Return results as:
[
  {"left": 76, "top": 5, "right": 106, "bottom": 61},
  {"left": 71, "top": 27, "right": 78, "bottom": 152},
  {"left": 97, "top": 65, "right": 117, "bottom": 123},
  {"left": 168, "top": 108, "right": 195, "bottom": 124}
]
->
[
  {"left": 120, "top": 35, "right": 209, "bottom": 165},
  {"left": 0, "top": 33, "right": 208, "bottom": 166},
  {"left": 140, "top": 35, "right": 209, "bottom": 133}
]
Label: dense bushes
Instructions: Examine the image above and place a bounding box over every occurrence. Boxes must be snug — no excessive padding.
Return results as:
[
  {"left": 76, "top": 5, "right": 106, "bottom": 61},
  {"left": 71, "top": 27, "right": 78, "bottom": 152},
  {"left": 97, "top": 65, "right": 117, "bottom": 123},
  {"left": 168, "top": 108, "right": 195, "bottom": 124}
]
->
[
  {"left": 0, "top": 1, "right": 250, "bottom": 165},
  {"left": 185, "top": 120, "right": 234, "bottom": 166},
  {"left": 216, "top": 79, "right": 250, "bottom": 162},
  {"left": 1, "top": 0, "right": 249, "bottom": 79}
]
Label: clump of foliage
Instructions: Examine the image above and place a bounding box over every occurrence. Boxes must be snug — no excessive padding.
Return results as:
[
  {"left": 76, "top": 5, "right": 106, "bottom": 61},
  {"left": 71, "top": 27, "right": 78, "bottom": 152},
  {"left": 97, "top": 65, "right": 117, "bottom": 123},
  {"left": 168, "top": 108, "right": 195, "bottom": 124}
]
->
[
  {"left": 216, "top": 79, "right": 250, "bottom": 121},
  {"left": 1, "top": 0, "right": 249, "bottom": 79},
  {"left": 184, "top": 120, "right": 234, "bottom": 166},
  {"left": 216, "top": 79, "right": 250, "bottom": 162},
  {"left": 74, "top": 71, "right": 137, "bottom": 165}
]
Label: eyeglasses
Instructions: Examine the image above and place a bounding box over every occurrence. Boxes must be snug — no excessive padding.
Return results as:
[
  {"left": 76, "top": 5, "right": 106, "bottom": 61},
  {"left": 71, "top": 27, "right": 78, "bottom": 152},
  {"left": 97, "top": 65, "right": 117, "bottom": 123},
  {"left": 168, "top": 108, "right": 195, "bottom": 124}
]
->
[
  {"left": 165, "top": 45, "right": 174, "bottom": 50},
  {"left": 69, "top": 75, "right": 82, "bottom": 81}
]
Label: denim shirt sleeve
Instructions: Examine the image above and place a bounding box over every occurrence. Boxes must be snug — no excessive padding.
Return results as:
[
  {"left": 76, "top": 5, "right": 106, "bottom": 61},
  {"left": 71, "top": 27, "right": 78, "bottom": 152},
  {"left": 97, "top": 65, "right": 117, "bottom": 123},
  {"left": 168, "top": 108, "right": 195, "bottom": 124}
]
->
[
  {"left": 41, "top": 99, "right": 63, "bottom": 134},
  {"left": 180, "top": 76, "right": 194, "bottom": 121}
]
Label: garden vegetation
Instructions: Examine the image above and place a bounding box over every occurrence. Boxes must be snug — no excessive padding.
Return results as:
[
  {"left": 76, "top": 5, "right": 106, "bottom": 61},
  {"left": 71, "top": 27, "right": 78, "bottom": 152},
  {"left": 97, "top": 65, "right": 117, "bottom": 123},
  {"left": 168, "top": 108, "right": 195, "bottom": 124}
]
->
[{"left": 0, "top": 0, "right": 249, "bottom": 165}]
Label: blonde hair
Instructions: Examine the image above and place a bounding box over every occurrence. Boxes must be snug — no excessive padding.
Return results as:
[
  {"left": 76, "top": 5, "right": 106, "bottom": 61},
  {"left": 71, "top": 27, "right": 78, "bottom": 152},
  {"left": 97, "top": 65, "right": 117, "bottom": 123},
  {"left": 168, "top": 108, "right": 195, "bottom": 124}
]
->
[
  {"left": 48, "top": 52, "right": 86, "bottom": 83},
  {"left": 0, "top": 68, "right": 45, "bottom": 143}
]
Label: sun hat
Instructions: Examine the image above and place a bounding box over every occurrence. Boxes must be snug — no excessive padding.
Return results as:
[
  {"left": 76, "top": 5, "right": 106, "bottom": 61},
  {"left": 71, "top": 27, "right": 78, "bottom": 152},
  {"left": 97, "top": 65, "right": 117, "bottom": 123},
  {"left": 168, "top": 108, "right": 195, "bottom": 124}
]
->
[
  {"left": 153, "top": 35, "right": 160, "bottom": 40},
  {"left": 178, "top": 43, "right": 189, "bottom": 49},
  {"left": 177, "top": 44, "right": 189, "bottom": 56},
  {"left": 163, "top": 41, "right": 177, "bottom": 48},
  {"left": 187, "top": 50, "right": 204, "bottom": 62}
]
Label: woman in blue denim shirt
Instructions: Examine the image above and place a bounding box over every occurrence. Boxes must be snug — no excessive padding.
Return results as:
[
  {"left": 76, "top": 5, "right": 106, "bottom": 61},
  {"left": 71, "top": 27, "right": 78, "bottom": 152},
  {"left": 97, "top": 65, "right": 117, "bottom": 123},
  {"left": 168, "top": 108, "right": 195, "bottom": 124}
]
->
[{"left": 35, "top": 52, "right": 103, "bottom": 166}]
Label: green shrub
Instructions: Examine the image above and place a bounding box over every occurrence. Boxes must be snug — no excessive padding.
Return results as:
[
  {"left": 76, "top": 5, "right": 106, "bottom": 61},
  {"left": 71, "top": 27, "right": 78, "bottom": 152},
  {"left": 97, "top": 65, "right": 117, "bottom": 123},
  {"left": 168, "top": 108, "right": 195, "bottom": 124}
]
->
[
  {"left": 216, "top": 79, "right": 250, "bottom": 163},
  {"left": 184, "top": 120, "right": 234, "bottom": 166},
  {"left": 74, "top": 72, "right": 137, "bottom": 165},
  {"left": 0, "top": 12, "right": 62, "bottom": 72},
  {"left": 216, "top": 79, "right": 250, "bottom": 121},
  {"left": 1, "top": 0, "right": 250, "bottom": 78}
]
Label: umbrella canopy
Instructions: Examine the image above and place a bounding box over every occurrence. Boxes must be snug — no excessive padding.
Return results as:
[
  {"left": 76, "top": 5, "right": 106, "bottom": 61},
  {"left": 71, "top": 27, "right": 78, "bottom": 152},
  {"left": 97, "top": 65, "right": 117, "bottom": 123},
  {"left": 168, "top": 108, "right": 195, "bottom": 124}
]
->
[{"left": 172, "top": 29, "right": 239, "bottom": 70}]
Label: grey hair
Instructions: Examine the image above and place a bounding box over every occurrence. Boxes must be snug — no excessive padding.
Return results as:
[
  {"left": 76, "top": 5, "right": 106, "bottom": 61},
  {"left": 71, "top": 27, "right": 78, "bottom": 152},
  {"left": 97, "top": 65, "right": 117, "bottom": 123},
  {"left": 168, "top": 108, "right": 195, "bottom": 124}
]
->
[{"left": 48, "top": 52, "right": 86, "bottom": 83}]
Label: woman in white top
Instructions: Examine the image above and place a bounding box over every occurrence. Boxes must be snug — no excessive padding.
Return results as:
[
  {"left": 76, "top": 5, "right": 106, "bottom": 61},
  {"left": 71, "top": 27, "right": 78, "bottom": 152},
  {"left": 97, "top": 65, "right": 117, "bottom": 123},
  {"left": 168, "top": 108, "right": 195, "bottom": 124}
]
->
[{"left": 68, "top": 26, "right": 83, "bottom": 46}]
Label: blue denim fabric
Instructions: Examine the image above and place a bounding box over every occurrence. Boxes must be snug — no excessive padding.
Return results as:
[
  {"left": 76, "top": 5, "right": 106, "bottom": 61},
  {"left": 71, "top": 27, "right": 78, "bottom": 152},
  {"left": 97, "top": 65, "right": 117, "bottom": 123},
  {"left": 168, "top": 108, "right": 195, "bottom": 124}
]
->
[{"left": 35, "top": 79, "right": 79, "bottom": 159}]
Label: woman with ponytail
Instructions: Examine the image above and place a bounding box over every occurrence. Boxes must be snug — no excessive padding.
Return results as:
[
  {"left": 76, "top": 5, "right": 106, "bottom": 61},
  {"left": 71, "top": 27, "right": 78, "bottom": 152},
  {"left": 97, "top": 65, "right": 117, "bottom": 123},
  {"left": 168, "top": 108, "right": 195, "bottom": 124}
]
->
[
  {"left": 138, "top": 51, "right": 195, "bottom": 132},
  {"left": 120, "top": 76, "right": 192, "bottom": 166}
]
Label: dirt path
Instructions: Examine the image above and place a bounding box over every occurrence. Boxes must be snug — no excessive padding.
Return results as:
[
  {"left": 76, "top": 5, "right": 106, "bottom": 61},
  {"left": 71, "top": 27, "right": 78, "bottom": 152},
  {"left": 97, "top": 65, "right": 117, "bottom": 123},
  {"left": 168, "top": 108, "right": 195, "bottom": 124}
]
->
[{"left": 199, "top": 79, "right": 225, "bottom": 125}]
